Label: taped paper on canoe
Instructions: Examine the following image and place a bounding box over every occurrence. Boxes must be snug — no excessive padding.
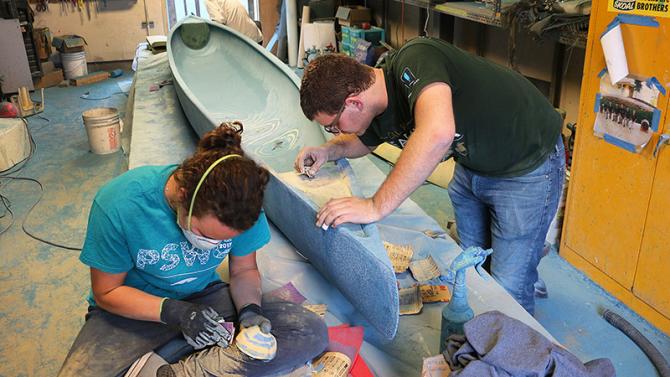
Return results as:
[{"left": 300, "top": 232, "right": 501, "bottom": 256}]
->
[
  {"left": 304, "top": 303, "right": 328, "bottom": 317},
  {"left": 313, "top": 351, "right": 352, "bottom": 377},
  {"left": 420, "top": 285, "right": 451, "bottom": 303},
  {"left": 383, "top": 242, "right": 414, "bottom": 273},
  {"left": 399, "top": 285, "right": 423, "bottom": 315},
  {"left": 421, "top": 354, "right": 452, "bottom": 377},
  {"left": 409, "top": 255, "right": 441, "bottom": 282}
]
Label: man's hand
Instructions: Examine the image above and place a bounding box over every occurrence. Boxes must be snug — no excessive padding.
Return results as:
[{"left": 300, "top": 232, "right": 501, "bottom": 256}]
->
[
  {"left": 238, "top": 303, "right": 272, "bottom": 334},
  {"left": 160, "top": 299, "right": 231, "bottom": 350},
  {"left": 294, "top": 146, "right": 329, "bottom": 177},
  {"left": 316, "top": 196, "right": 383, "bottom": 229}
]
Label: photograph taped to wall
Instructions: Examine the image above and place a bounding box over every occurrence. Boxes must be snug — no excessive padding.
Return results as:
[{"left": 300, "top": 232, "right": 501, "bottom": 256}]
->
[{"left": 593, "top": 71, "right": 661, "bottom": 152}]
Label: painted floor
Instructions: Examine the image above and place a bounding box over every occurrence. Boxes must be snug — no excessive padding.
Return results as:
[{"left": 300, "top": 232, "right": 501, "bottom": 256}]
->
[
  {"left": 1, "top": 73, "right": 669, "bottom": 377},
  {"left": 0, "top": 75, "right": 130, "bottom": 377}
]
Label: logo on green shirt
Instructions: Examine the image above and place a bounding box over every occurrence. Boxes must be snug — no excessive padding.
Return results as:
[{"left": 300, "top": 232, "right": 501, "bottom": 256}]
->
[{"left": 401, "top": 67, "right": 418, "bottom": 88}]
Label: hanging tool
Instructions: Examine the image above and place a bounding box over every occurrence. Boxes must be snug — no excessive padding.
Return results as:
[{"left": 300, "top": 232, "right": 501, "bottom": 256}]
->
[
  {"left": 35, "top": 0, "right": 48, "bottom": 12},
  {"left": 78, "top": 0, "right": 84, "bottom": 10}
]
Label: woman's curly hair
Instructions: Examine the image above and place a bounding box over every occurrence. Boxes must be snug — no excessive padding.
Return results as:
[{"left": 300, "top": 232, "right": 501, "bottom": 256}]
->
[{"left": 175, "top": 122, "right": 269, "bottom": 232}]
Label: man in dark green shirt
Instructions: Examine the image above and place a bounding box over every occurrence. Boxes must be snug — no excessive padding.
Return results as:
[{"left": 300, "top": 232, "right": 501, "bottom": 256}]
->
[{"left": 295, "top": 37, "right": 565, "bottom": 314}]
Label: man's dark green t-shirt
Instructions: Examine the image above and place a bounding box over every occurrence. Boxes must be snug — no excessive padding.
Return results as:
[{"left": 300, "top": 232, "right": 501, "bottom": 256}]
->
[{"left": 358, "top": 37, "right": 562, "bottom": 178}]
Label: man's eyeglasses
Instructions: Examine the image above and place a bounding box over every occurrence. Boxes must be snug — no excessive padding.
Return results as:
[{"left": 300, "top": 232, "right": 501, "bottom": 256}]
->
[{"left": 324, "top": 102, "right": 346, "bottom": 134}]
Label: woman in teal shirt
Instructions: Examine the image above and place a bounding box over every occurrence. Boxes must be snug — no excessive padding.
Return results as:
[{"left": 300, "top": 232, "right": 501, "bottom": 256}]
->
[{"left": 58, "top": 123, "right": 327, "bottom": 377}]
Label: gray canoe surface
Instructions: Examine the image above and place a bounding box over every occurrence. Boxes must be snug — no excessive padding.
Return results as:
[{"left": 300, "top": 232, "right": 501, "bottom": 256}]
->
[{"left": 168, "top": 16, "right": 399, "bottom": 340}]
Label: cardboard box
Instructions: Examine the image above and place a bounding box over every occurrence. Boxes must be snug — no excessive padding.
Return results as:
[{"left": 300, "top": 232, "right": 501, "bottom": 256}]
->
[
  {"left": 40, "top": 60, "right": 55, "bottom": 73},
  {"left": 34, "top": 68, "right": 64, "bottom": 89},
  {"left": 335, "top": 6, "right": 371, "bottom": 27},
  {"left": 52, "top": 35, "right": 87, "bottom": 53},
  {"left": 146, "top": 35, "right": 167, "bottom": 54}
]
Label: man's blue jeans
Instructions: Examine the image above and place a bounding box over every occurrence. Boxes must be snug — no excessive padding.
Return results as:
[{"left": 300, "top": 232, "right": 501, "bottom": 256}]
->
[{"left": 447, "top": 138, "right": 565, "bottom": 314}]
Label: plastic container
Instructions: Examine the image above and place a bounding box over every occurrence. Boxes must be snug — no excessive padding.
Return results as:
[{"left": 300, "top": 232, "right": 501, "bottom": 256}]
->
[
  {"left": 82, "top": 107, "right": 122, "bottom": 154},
  {"left": 340, "top": 41, "right": 353, "bottom": 57},
  {"left": 341, "top": 26, "right": 351, "bottom": 45},
  {"left": 61, "top": 51, "right": 88, "bottom": 80},
  {"left": 347, "top": 26, "right": 385, "bottom": 47}
]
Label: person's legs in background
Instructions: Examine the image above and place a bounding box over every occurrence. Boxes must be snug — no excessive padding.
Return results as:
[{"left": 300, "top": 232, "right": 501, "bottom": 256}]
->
[
  {"left": 448, "top": 163, "right": 492, "bottom": 250},
  {"left": 479, "top": 138, "right": 565, "bottom": 314}
]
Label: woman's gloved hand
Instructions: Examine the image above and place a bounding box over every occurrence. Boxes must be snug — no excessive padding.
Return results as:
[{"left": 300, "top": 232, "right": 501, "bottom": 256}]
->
[
  {"left": 160, "top": 299, "right": 231, "bottom": 349},
  {"left": 238, "top": 303, "right": 272, "bottom": 334}
]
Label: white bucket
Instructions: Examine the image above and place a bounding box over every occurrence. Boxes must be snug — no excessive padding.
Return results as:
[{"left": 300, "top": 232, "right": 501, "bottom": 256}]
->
[
  {"left": 62, "top": 51, "right": 88, "bottom": 80},
  {"left": 82, "top": 107, "right": 123, "bottom": 154}
]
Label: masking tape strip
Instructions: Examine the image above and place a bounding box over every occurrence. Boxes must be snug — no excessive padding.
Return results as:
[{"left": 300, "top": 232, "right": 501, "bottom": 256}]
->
[
  {"left": 645, "top": 77, "right": 666, "bottom": 96},
  {"left": 603, "top": 133, "right": 637, "bottom": 153},
  {"left": 652, "top": 108, "right": 661, "bottom": 132},
  {"left": 601, "top": 15, "right": 659, "bottom": 39},
  {"left": 594, "top": 93, "right": 602, "bottom": 113},
  {"left": 616, "top": 14, "right": 660, "bottom": 27}
]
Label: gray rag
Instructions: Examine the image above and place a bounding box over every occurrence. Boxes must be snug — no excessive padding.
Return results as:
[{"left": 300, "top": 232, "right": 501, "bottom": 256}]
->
[{"left": 443, "top": 311, "right": 616, "bottom": 377}]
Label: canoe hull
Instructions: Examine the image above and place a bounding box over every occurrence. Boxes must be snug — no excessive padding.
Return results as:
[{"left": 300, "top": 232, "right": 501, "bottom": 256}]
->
[{"left": 168, "top": 17, "right": 399, "bottom": 340}]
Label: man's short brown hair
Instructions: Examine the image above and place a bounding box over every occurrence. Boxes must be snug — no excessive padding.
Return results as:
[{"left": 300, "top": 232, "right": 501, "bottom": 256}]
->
[{"left": 300, "top": 54, "right": 375, "bottom": 120}]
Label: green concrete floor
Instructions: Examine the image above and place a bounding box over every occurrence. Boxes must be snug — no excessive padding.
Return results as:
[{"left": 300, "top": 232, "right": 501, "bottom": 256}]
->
[{"left": 1, "top": 73, "right": 669, "bottom": 377}]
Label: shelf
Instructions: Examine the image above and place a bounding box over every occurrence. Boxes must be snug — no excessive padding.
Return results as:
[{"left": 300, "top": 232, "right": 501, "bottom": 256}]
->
[
  {"left": 394, "top": 0, "right": 515, "bottom": 28},
  {"left": 434, "top": 1, "right": 512, "bottom": 28}
]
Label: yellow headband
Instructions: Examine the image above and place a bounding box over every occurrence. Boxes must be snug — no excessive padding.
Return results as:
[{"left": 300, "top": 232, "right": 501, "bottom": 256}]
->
[{"left": 187, "top": 154, "right": 242, "bottom": 230}]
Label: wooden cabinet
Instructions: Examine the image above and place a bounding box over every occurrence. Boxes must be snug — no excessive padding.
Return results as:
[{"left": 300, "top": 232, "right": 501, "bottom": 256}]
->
[
  {"left": 561, "top": 1, "right": 670, "bottom": 333},
  {"left": 634, "top": 147, "right": 670, "bottom": 319}
]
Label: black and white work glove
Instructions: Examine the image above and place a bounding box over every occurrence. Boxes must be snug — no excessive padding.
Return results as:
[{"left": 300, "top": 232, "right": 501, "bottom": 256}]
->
[
  {"left": 238, "top": 303, "right": 272, "bottom": 334},
  {"left": 160, "top": 299, "right": 231, "bottom": 350}
]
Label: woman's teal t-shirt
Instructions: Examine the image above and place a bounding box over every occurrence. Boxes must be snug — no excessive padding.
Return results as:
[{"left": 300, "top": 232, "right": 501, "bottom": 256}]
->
[{"left": 80, "top": 164, "right": 270, "bottom": 304}]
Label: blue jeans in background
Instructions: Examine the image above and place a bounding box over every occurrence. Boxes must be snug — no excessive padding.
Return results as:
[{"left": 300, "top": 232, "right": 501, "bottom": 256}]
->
[{"left": 447, "top": 138, "right": 565, "bottom": 314}]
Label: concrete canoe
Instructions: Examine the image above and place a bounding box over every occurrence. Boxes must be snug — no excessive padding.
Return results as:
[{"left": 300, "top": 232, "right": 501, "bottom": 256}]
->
[{"left": 167, "top": 16, "right": 399, "bottom": 340}]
